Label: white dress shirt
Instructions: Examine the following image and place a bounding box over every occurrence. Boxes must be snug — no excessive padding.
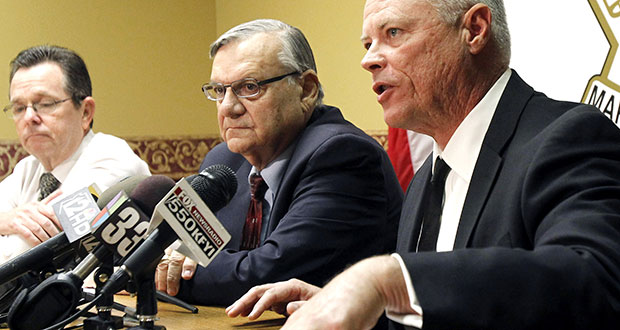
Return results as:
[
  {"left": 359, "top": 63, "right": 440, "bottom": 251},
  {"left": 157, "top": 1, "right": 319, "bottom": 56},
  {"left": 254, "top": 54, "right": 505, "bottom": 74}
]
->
[
  {"left": 0, "top": 130, "right": 151, "bottom": 263},
  {"left": 387, "top": 69, "right": 512, "bottom": 328}
]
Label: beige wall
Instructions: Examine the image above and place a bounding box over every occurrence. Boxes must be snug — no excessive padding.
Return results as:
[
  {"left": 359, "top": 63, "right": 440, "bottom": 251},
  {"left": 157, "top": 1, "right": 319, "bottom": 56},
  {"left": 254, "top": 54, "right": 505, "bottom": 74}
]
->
[{"left": 0, "top": 0, "right": 385, "bottom": 141}]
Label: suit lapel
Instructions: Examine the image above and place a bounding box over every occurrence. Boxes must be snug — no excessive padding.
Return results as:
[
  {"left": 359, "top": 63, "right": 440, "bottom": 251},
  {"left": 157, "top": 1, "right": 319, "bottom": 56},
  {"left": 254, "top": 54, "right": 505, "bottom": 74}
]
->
[
  {"left": 266, "top": 106, "right": 338, "bottom": 234},
  {"left": 453, "top": 71, "right": 534, "bottom": 248},
  {"left": 215, "top": 159, "right": 252, "bottom": 249},
  {"left": 397, "top": 155, "right": 432, "bottom": 252}
]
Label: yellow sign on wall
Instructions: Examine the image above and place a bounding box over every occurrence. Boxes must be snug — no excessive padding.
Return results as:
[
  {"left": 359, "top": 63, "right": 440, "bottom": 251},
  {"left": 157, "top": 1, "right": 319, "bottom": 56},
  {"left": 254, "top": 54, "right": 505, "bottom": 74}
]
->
[{"left": 583, "top": 0, "right": 620, "bottom": 127}]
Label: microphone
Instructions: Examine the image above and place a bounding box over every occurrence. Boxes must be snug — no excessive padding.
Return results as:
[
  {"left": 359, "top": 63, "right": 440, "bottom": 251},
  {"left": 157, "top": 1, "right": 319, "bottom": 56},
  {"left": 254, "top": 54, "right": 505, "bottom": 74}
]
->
[
  {"left": 0, "top": 176, "right": 148, "bottom": 287},
  {"left": 101, "top": 165, "right": 237, "bottom": 296},
  {"left": 6, "top": 165, "right": 236, "bottom": 330},
  {"left": 4, "top": 176, "right": 149, "bottom": 330}
]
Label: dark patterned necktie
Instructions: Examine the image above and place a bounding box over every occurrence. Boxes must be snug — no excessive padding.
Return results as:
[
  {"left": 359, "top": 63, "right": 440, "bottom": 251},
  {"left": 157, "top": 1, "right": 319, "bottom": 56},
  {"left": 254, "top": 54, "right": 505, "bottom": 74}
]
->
[
  {"left": 417, "top": 158, "right": 451, "bottom": 252},
  {"left": 241, "top": 174, "right": 268, "bottom": 250},
  {"left": 38, "top": 172, "right": 61, "bottom": 201}
]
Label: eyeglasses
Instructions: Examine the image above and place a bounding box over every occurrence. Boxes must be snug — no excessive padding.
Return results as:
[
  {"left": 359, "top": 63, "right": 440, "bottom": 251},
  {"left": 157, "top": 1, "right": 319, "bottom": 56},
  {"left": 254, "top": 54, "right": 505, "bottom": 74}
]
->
[
  {"left": 202, "top": 71, "right": 299, "bottom": 101},
  {"left": 3, "top": 98, "right": 72, "bottom": 120}
]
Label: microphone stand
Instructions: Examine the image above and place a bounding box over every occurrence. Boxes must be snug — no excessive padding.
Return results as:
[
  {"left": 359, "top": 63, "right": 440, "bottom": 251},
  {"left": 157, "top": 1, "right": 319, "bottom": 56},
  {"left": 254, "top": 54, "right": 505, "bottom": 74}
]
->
[
  {"left": 129, "top": 267, "right": 165, "bottom": 330},
  {"left": 156, "top": 291, "right": 198, "bottom": 314},
  {"left": 83, "top": 254, "right": 124, "bottom": 330}
]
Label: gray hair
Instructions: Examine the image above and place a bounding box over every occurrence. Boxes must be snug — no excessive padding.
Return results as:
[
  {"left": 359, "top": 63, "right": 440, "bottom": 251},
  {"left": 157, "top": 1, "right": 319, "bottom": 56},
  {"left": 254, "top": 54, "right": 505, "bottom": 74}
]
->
[
  {"left": 210, "top": 19, "right": 324, "bottom": 105},
  {"left": 428, "top": 0, "right": 511, "bottom": 66}
]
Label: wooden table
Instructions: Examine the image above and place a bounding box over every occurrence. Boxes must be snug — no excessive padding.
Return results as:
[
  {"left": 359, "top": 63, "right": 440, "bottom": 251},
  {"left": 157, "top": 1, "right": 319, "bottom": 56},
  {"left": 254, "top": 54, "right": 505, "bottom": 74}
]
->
[{"left": 72, "top": 294, "right": 285, "bottom": 330}]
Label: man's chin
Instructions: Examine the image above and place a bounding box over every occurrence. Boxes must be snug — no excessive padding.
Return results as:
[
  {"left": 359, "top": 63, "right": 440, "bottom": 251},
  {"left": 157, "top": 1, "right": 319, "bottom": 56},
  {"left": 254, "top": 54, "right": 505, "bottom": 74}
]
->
[
  {"left": 226, "top": 139, "right": 253, "bottom": 155},
  {"left": 383, "top": 111, "right": 407, "bottom": 130},
  {"left": 24, "top": 142, "right": 54, "bottom": 159}
]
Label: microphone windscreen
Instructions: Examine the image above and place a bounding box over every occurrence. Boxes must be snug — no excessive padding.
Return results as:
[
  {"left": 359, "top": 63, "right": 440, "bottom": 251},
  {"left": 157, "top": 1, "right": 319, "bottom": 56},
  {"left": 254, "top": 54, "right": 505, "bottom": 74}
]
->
[
  {"left": 191, "top": 165, "right": 238, "bottom": 212},
  {"left": 130, "top": 175, "right": 176, "bottom": 216},
  {"left": 185, "top": 174, "right": 198, "bottom": 184},
  {"left": 97, "top": 175, "right": 150, "bottom": 209}
]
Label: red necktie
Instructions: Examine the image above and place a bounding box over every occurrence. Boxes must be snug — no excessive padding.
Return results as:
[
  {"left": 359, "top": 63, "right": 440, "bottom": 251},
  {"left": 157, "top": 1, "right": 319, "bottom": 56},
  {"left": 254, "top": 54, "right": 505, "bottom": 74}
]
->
[{"left": 241, "top": 174, "right": 268, "bottom": 250}]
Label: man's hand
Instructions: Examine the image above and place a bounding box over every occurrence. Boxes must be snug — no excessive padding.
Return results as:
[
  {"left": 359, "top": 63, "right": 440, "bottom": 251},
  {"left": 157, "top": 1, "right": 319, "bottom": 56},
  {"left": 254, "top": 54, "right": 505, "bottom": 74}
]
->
[
  {"left": 226, "top": 278, "right": 321, "bottom": 320},
  {"left": 0, "top": 190, "right": 62, "bottom": 246},
  {"left": 279, "top": 256, "right": 415, "bottom": 330},
  {"left": 155, "top": 248, "right": 197, "bottom": 296}
]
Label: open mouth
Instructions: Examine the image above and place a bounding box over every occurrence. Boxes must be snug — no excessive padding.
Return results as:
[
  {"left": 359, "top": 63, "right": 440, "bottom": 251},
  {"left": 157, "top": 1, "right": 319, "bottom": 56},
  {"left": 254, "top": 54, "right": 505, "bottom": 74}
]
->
[{"left": 373, "top": 82, "right": 391, "bottom": 96}]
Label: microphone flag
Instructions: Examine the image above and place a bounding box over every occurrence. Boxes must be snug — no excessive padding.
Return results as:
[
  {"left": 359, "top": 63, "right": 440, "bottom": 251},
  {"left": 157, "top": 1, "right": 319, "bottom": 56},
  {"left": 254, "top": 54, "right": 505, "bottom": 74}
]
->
[
  {"left": 148, "top": 178, "right": 231, "bottom": 267},
  {"left": 52, "top": 187, "right": 99, "bottom": 243}
]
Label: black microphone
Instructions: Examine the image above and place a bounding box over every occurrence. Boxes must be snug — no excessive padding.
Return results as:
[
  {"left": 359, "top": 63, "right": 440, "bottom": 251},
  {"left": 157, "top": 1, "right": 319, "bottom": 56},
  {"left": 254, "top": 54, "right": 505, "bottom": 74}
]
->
[
  {"left": 101, "top": 165, "right": 237, "bottom": 296},
  {"left": 0, "top": 176, "right": 147, "bottom": 287},
  {"left": 6, "top": 167, "right": 236, "bottom": 330},
  {"left": 0, "top": 176, "right": 149, "bottom": 287},
  {"left": 4, "top": 175, "right": 149, "bottom": 330}
]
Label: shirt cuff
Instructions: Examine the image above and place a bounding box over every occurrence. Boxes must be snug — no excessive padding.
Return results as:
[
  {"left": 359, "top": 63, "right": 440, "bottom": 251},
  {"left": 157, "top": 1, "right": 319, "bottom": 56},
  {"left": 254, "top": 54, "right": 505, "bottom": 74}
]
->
[{"left": 385, "top": 253, "right": 423, "bottom": 329}]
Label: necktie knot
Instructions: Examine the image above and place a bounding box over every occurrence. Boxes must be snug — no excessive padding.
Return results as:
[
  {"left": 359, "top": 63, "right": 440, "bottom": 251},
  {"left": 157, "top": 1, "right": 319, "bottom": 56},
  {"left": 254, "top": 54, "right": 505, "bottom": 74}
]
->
[
  {"left": 250, "top": 174, "right": 268, "bottom": 200},
  {"left": 242, "top": 173, "right": 268, "bottom": 250},
  {"left": 431, "top": 157, "right": 451, "bottom": 186},
  {"left": 38, "top": 172, "right": 61, "bottom": 201}
]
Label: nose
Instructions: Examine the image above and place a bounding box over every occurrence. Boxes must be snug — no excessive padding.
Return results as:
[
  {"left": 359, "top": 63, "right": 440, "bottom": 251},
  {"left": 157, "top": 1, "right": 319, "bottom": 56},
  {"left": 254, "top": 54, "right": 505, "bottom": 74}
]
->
[
  {"left": 22, "top": 105, "right": 41, "bottom": 123},
  {"left": 361, "top": 43, "right": 386, "bottom": 73},
  {"left": 217, "top": 87, "right": 245, "bottom": 119}
]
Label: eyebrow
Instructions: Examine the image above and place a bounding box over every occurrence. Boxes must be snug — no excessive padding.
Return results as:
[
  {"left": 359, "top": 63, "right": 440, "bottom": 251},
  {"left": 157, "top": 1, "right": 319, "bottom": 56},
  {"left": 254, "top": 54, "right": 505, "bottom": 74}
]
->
[
  {"left": 360, "top": 20, "right": 390, "bottom": 41},
  {"left": 10, "top": 92, "right": 57, "bottom": 103}
]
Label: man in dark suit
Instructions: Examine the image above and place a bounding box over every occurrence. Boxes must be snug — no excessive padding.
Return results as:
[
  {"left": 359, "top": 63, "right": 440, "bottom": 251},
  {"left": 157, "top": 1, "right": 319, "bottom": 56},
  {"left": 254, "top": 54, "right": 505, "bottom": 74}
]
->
[
  {"left": 225, "top": 1, "right": 620, "bottom": 329},
  {"left": 154, "top": 19, "right": 402, "bottom": 306}
]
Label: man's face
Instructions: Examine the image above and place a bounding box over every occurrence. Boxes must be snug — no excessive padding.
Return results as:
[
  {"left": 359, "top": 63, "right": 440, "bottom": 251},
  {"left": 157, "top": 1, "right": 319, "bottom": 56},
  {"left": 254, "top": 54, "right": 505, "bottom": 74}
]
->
[
  {"left": 9, "top": 62, "right": 89, "bottom": 170},
  {"left": 211, "top": 33, "right": 308, "bottom": 167},
  {"left": 361, "top": 0, "right": 462, "bottom": 133}
]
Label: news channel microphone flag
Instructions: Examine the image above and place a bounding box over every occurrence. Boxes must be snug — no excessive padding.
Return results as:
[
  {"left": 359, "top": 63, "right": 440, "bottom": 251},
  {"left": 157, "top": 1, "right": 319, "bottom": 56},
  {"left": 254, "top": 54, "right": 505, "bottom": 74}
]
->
[{"left": 386, "top": 0, "right": 620, "bottom": 190}]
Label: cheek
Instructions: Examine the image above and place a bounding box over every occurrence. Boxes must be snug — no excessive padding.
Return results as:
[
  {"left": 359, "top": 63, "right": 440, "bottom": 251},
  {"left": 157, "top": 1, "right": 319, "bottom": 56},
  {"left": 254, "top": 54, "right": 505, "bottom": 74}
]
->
[{"left": 217, "top": 114, "right": 225, "bottom": 133}]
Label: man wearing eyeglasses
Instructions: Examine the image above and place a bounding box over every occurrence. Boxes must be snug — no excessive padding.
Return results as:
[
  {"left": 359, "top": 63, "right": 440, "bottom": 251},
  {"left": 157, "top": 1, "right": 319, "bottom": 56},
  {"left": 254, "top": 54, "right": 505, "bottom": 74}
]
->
[
  {"left": 0, "top": 45, "right": 150, "bottom": 263},
  {"left": 154, "top": 19, "right": 403, "bottom": 309}
]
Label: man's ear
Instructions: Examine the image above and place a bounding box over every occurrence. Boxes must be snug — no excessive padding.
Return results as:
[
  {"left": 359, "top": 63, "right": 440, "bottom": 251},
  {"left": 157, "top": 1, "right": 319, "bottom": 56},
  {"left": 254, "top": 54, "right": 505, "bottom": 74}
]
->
[
  {"left": 299, "top": 70, "right": 320, "bottom": 112},
  {"left": 461, "top": 4, "right": 492, "bottom": 55},
  {"left": 80, "top": 96, "right": 95, "bottom": 131}
]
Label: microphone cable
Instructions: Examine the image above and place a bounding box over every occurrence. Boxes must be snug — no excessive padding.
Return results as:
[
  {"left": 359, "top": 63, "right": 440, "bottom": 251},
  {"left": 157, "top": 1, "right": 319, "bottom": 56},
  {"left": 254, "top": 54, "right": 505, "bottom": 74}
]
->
[{"left": 41, "top": 292, "right": 104, "bottom": 330}]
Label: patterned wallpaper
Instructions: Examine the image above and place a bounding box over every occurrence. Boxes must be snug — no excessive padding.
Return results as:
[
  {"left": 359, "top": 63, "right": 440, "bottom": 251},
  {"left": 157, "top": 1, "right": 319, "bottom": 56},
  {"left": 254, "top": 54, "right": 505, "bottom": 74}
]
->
[{"left": 0, "top": 131, "right": 388, "bottom": 182}]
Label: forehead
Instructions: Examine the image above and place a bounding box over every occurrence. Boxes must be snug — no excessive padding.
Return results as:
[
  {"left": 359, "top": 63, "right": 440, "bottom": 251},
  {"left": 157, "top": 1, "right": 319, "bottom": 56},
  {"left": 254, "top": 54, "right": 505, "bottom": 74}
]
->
[
  {"left": 211, "top": 33, "right": 283, "bottom": 81},
  {"left": 362, "top": 0, "right": 433, "bottom": 32},
  {"left": 10, "top": 62, "right": 66, "bottom": 99}
]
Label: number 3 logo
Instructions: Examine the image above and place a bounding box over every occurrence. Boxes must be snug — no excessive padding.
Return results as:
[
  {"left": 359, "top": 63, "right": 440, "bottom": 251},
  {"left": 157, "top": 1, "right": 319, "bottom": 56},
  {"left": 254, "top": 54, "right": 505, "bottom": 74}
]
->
[{"left": 101, "top": 207, "right": 149, "bottom": 257}]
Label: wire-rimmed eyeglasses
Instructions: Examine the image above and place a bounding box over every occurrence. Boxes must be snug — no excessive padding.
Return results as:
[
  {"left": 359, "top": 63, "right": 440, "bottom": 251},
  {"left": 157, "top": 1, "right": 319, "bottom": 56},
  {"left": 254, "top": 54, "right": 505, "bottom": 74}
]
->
[
  {"left": 3, "top": 98, "right": 72, "bottom": 120},
  {"left": 202, "top": 71, "right": 299, "bottom": 101}
]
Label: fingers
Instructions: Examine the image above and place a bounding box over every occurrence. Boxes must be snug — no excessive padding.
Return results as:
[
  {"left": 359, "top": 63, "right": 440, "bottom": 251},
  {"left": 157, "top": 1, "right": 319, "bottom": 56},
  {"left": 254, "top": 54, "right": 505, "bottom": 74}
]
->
[
  {"left": 40, "top": 191, "right": 62, "bottom": 229},
  {"left": 181, "top": 257, "right": 197, "bottom": 280},
  {"left": 155, "top": 253, "right": 171, "bottom": 293},
  {"left": 12, "top": 202, "right": 61, "bottom": 245},
  {"left": 286, "top": 301, "right": 306, "bottom": 315},
  {"left": 155, "top": 249, "right": 195, "bottom": 297},
  {"left": 226, "top": 283, "right": 275, "bottom": 318},
  {"left": 41, "top": 189, "right": 63, "bottom": 204},
  {"left": 165, "top": 250, "right": 187, "bottom": 296},
  {"left": 226, "top": 279, "right": 321, "bottom": 320}
]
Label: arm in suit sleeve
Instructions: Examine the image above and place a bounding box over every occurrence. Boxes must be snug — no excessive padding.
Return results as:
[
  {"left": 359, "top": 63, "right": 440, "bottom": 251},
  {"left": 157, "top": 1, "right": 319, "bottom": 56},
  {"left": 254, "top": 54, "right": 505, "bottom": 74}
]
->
[
  {"left": 398, "top": 108, "right": 620, "bottom": 330},
  {"left": 178, "top": 133, "right": 402, "bottom": 306}
]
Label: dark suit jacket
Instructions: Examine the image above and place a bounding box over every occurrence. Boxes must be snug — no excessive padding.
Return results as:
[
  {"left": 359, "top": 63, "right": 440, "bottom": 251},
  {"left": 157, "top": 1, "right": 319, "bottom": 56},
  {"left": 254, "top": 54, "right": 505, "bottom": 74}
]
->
[
  {"left": 393, "top": 71, "right": 620, "bottom": 330},
  {"left": 178, "top": 105, "right": 403, "bottom": 306}
]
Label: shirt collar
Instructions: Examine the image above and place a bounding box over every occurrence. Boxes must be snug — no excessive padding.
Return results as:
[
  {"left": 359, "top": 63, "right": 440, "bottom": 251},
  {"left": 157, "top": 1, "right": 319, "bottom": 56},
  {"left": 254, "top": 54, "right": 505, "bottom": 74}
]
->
[
  {"left": 49, "top": 129, "right": 94, "bottom": 182},
  {"left": 433, "top": 69, "right": 512, "bottom": 182},
  {"left": 248, "top": 142, "right": 295, "bottom": 195}
]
